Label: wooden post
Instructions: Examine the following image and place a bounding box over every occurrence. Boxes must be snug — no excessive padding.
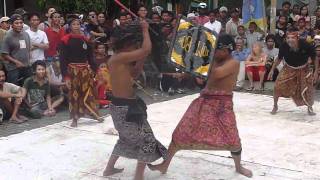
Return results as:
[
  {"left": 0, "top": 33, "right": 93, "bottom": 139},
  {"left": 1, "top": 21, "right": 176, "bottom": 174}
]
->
[
  {"left": 213, "top": 0, "right": 218, "bottom": 9},
  {"left": 270, "top": 0, "right": 277, "bottom": 34}
]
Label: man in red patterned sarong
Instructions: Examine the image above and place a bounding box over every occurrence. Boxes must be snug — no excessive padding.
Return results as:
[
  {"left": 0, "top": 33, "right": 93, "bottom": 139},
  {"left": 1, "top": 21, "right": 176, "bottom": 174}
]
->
[{"left": 148, "top": 34, "right": 253, "bottom": 178}]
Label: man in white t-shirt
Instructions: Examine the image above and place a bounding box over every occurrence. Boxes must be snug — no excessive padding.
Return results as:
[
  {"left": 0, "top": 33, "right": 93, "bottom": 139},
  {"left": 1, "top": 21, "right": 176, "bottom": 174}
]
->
[
  {"left": 0, "top": 69, "right": 27, "bottom": 124},
  {"left": 26, "top": 13, "right": 49, "bottom": 64},
  {"left": 204, "top": 10, "right": 221, "bottom": 34}
]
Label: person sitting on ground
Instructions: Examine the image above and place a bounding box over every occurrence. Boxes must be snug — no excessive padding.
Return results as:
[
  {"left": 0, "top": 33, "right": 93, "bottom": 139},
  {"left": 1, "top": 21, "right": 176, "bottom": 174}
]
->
[
  {"left": 263, "top": 34, "right": 280, "bottom": 81},
  {"left": 0, "top": 69, "right": 28, "bottom": 124},
  {"left": 232, "top": 38, "right": 250, "bottom": 89},
  {"left": 246, "top": 22, "right": 263, "bottom": 49},
  {"left": 23, "top": 60, "right": 64, "bottom": 117},
  {"left": 234, "top": 25, "right": 248, "bottom": 48},
  {"left": 245, "top": 42, "right": 267, "bottom": 91}
]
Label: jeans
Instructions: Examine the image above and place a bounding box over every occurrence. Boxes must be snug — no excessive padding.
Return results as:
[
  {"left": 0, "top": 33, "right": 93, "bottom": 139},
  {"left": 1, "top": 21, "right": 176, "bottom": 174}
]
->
[{"left": 7, "top": 67, "right": 32, "bottom": 86}]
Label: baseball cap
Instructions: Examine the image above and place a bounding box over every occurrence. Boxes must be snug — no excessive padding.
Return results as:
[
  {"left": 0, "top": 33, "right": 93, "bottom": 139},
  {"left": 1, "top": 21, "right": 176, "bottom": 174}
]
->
[
  {"left": 198, "top": 3, "right": 207, "bottom": 9},
  {"left": 187, "top": 13, "right": 196, "bottom": 19},
  {"left": 10, "top": 14, "right": 23, "bottom": 23},
  {"left": 219, "top": 6, "right": 228, "bottom": 12},
  {"left": 0, "top": 17, "right": 10, "bottom": 23}
]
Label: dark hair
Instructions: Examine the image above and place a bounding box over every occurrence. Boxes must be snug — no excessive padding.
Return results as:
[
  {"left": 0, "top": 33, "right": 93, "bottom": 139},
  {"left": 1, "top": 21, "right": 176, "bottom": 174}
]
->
[
  {"left": 287, "top": 26, "right": 299, "bottom": 33},
  {"left": 265, "top": 34, "right": 276, "bottom": 42},
  {"left": 278, "top": 14, "right": 288, "bottom": 21},
  {"left": 300, "top": 5, "right": 309, "bottom": 16},
  {"left": 94, "top": 42, "right": 105, "bottom": 49},
  {"left": 0, "top": 66, "right": 7, "bottom": 79},
  {"left": 293, "top": 4, "right": 300, "bottom": 8},
  {"left": 10, "top": 14, "right": 23, "bottom": 23},
  {"left": 138, "top": 5, "right": 147, "bottom": 11},
  {"left": 50, "top": 11, "right": 60, "bottom": 19},
  {"left": 249, "top": 21, "right": 257, "bottom": 27},
  {"left": 88, "top": 11, "right": 97, "bottom": 15},
  {"left": 46, "top": 6, "right": 56, "bottom": 12},
  {"left": 237, "top": 25, "right": 245, "bottom": 29},
  {"left": 28, "top": 12, "right": 41, "bottom": 21},
  {"left": 161, "top": 10, "right": 173, "bottom": 17},
  {"left": 32, "top": 60, "right": 46, "bottom": 73},
  {"left": 208, "top": 10, "right": 217, "bottom": 16},
  {"left": 111, "top": 25, "right": 142, "bottom": 51},
  {"left": 282, "top": 1, "right": 291, "bottom": 7},
  {"left": 119, "top": 12, "right": 128, "bottom": 19}
]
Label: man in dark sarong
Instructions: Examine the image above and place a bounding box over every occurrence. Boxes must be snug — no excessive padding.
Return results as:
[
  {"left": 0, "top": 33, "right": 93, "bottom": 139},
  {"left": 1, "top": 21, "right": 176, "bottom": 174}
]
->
[
  {"left": 103, "top": 21, "right": 167, "bottom": 180},
  {"left": 148, "top": 34, "right": 253, "bottom": 178},
  {"left": 268, "top": 27, "right": 318, "bottom": 115}
]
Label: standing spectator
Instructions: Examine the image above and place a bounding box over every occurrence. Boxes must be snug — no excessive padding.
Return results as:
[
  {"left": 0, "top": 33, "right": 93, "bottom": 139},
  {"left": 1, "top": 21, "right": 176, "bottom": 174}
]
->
[
  {"left": 263, "top": 34, "right": 280, "bottom": 80},
  {"left": 137, "top": 5, "right": 149, "bottom": 21},
  {"left": 23, "top": 60, "right": 63, "bottom": 117},
  {"left": 59, "top": 16, "right": 101, "bottom": 127},
  {"left": 1, "top": 14, "right": 31, "bottom": 85},
  {"left": 246, "top": 22, "right": 263, "bottom": 49},
  {"left": 234, "top": 25, "right": 248, "bottom": 48},
  {"left": 275, "top": 15, "right": 288, "bottom": 48},
  {"left": 85, "top": 11, "right": 106, "bottom": 40},
  {"left": 195, "top": 2, "right": 209, "bottom": 26},
  {"left": 0, "top": 17, "right": 10, "bottom": 49},
  {"left": 232, "top": 38, "right": 250, "bottom": 89},
  {"left": 45, "top": 12, "right": 65, "bottom": 61},
  {"left": 294, "top": 5, "right": 311, "bottom": 27},
  {"left": 291, "top": 4, "right": 300, "bottom": 20},
  {"left": 0, "top": 69, "right": 27, "bottom": 123},
  {"left": 38, "top": 6, "right": 56, "bottom": 31},
  {"left": 13, "top": 8, "right": 30, "bottom": 31},
  {"left": 245, "top": 42, "right": 267, "bottom": 91},
  {"left": 226, "top": 8, "right": 242, "bottom": 38},
  {"left": 26, "top": 13, "right": 49, "bottom": 64},
  {"left": 279, "top": 1, "right": 293, "bottom": 25},
  {"left": 97, "top": 12, "right": 112, "bottom": 38},
  {"left": 161, "top": 11, "right": 173, "bottom": 23},
  {"left": 60, "top": 16, "right": 66, "bottom": 27},
  {"left": 204, "top": 10, "right": 221, "bottom": 34},
  {"left": 126, "top": 14, "right": 133, "bottom": 24},
  {"left": 151, "top": 13, "right": 161, "bottom": 24},
  {"left": 218, "top": 6, "right": 229, "bottom": 33}
]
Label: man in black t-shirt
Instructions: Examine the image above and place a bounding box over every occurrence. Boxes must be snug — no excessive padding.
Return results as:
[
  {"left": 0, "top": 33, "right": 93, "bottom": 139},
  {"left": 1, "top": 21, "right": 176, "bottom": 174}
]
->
[{"left": 268, "top": 28, "right": 318, "bottom": 115}]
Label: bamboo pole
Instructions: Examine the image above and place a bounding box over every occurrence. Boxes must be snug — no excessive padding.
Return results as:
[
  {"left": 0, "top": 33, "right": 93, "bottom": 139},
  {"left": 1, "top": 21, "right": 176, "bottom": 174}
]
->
[{"left": 270, "top": 0, "right": 277, "bottom": 34}]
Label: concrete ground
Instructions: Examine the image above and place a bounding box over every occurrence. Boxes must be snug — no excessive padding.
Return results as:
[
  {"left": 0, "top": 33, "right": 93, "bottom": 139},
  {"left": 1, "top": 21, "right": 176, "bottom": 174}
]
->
[{"left": 0, "top": 90, "right": 319, "bottom": 180}]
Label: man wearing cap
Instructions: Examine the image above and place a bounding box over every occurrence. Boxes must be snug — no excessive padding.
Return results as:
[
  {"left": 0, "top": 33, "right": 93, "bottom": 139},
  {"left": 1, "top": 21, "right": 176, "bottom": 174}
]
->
[
  {"left": 218, "top": 6, "right": 230, "bottom": 33},
  {"left": 1, "top": 14, "right": 31, "bottom": 85},
  {"left": 0, "top": 17, "right": 10, "bottom": 51},
  {"left": 226, "top": 8, "right": 243, "bottom": 38},
  {"left": 268, "top": 27, "right": 318, "bottom": 115},
  {"left": 148, "top": 34, "right": 253, "bottom": 178},
  {"left": 195, "top": 2, "right": 209, "bottom": 26}
]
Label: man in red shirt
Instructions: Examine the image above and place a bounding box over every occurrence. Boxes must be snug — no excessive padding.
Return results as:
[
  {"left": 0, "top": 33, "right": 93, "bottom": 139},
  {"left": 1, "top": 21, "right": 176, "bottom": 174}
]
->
[{"left": 45, "top": 12, "right": 65, "bottom": 61}]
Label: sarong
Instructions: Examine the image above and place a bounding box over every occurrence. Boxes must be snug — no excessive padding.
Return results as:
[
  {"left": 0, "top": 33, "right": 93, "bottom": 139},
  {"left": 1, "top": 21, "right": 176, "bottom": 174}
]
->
[
  {"left": 172, "top": 89, "right": 242, "bottom": 152},
  {"left": 274, "top": 64, "right": 314, "bottom": 107},
  {"left": 68, "top": 63, "right": 99, "bottom": 119},
  {"left": 110, "top": 96, "right": 167, "bottom": 163}
]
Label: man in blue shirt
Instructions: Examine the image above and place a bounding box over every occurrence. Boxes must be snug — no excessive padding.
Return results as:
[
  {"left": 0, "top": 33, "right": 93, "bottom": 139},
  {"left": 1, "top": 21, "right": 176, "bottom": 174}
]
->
[{"left": 232, "top": 38, "right": 250, "bottom": 89}]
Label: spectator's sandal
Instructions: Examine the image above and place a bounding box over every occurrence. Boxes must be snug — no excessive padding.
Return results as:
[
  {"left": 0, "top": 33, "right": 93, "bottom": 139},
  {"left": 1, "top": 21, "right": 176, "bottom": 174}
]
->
[{"left": 246, "top": 86, "right": 254, "bottom": 91}]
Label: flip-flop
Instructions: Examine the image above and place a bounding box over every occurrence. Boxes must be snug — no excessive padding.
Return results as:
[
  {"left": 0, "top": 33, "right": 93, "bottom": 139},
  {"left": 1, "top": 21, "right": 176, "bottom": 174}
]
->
[{"left": 246, "top": 86, "right": 254, "bottom": 91}]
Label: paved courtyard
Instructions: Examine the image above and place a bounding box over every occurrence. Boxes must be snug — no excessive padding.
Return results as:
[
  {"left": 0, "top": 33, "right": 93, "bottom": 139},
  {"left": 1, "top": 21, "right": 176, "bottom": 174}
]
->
[{"left": 0, "top": 91, "right": 319, "bottom": 180}]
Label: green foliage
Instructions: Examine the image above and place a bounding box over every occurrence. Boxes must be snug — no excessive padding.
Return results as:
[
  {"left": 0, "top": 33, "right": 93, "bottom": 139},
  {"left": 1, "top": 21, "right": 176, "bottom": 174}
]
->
[{"left": 36, "top": 0, "right": 106, "bottom": 14}]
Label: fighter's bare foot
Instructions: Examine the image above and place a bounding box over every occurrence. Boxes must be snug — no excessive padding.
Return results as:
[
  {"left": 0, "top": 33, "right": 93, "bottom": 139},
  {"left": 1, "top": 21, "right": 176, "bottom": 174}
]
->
[
  {"left": 147, "top": 163, "right": 168, "bottom": 174},
  {"left": 70, "top": 120, "right": 77, "bottom": 127},
  {"left": 271, "top": 106, "right": 278, "bottom": 115},
  {"left": 103, "top": 167, "right": 124, "bottom": 176},
  {"left": 237, "top": 166, "right": 253, "bottom": 178}
]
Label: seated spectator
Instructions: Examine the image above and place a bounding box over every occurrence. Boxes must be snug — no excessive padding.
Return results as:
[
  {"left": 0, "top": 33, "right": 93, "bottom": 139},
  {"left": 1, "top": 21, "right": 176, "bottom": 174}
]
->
[
  {"left": 94, "top": 42, "right": 110, "bottom": 67},
  {"left": 204, "top": 10, "right": 221, "bottom": 34},
  {"left": 246, "top": 22, "right": 263, "bottom": 49},
  {"left": 126, "top": 14, "right": 133, "bottom": 24},
  {"left": 0, "top": 69, "right": 28, "bottom": 124},
  {"left": 315, "top": 44, "right": 320, "bottom": 88},
  {"left": 245, "top": 42, "right": 267, "bottom": 91},
  {"left": 297, "top": 17, "right": 309, "bottom": 40},
  {"left": 23, "top": 61, "right": 64, "bottom": 117},
  {"left": 234, "top": 25, "right": 248, "bottom": 48},
  {"left": 294, "top": 5, "right": 311, "bottom": 27},
  {"left": 232, "top": 38, "right": 250, "bottom": 89},
  {"left": 263, "top": 34, "right": 280, "bottom": 81},
  {"left": 161, "top": 11, "right": 174, "bottom": 24},
  {"left": 151, "top": 13, "right": 161, "bottom": 24}
]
